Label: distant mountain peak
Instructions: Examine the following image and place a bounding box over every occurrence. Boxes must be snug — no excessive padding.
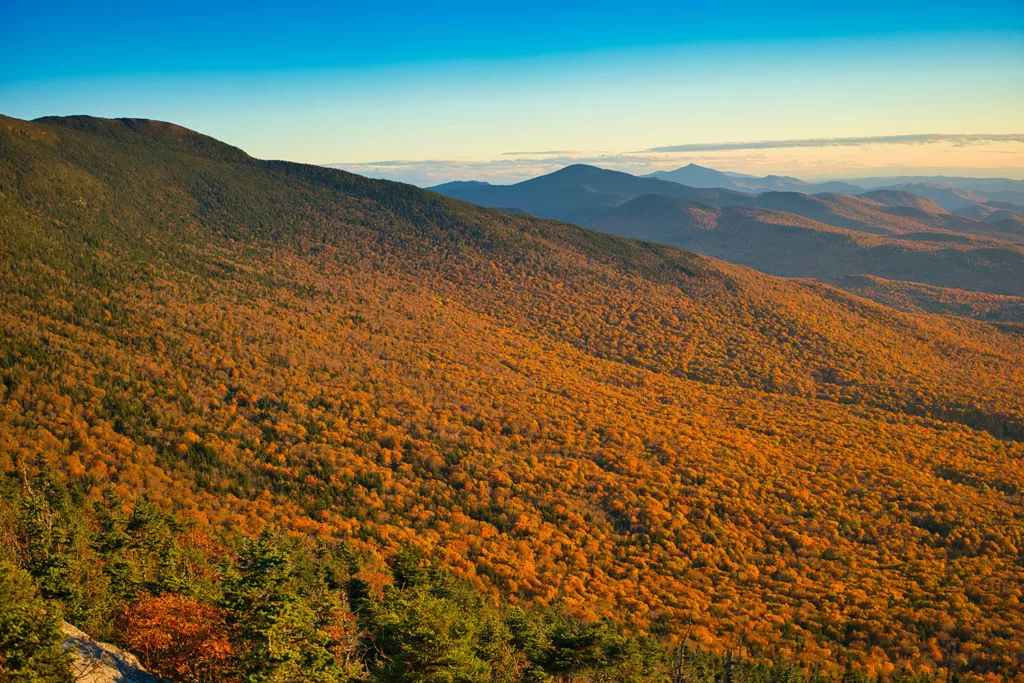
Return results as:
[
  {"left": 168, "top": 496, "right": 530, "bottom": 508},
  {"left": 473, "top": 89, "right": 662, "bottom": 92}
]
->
[
  {"left": 428, "top": 180, "right": 492, "bottom": 191},
  {"left": 551, "top": 163, "right": 615, "bottom": 176}
]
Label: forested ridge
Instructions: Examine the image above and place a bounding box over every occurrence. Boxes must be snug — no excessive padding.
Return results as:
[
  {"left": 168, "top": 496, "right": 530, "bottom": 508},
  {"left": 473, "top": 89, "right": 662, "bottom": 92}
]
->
[{"left": 1, "top": 114, "right": 1023, "bottom": 679}]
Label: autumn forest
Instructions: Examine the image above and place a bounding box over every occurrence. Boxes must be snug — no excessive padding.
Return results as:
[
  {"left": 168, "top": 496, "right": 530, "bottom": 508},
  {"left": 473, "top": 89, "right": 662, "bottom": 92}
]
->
[{"left": 1, "top": 115, "right": 1023, "bottom": 681}]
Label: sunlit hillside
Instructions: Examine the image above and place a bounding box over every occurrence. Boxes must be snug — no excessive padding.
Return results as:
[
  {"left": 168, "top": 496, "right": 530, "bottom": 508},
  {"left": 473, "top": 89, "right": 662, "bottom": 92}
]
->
[{"left": 2, "top": 115, "right": 1024, "bottom": 678}]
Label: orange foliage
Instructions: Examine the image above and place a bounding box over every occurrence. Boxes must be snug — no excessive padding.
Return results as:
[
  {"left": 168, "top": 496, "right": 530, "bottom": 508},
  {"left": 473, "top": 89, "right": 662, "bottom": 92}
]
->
[
  {"left": 117, "top": 594, "right": 236, "bottom": 683},
  {"left": 2, "top": 114, "right": 1024, "bottom": 676}
]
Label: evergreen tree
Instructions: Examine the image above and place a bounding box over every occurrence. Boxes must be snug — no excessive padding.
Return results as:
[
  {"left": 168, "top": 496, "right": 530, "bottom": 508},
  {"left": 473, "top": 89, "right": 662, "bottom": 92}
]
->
[
  {"left": 358, "top": 547, "right": 492, "bottom": 683},
  {"left": 222, "top": 531, "right": 348, "bottom": 682},
  {"left": 0, "top": 560, "right": 73, "bottom": 683}
]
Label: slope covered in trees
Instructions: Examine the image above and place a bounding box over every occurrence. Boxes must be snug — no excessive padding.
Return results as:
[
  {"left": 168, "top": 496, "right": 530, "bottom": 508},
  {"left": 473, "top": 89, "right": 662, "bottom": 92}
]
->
[
  {"left": 2, "top": 114, "right": 1024, "bottom": 678},
  {"left": 10, "top": 470, "right": 877, "bottom": 683}
]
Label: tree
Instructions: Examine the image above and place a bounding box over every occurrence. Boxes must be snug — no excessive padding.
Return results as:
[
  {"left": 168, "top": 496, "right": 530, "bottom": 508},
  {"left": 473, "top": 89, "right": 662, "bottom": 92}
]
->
[
  {"left": 117, "top": 593, "right": 235, "bottom": 683},
  {"left": 0, "top": 560, "right": 72, "bottom": 683},
  {"left": 14, "top": 470, "right": 106, "bottom": 628},
  {"left": 221, "top": 531, "right": 349, "bottom": 682},
  {"left": 358, "top": 547, "right": 492, "bottom": 683}
]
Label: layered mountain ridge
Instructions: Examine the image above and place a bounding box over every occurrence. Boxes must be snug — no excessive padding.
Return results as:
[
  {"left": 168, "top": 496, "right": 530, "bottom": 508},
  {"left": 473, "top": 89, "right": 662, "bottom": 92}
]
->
[{"left": 431, "top": 164, "right": 1024, "bottom": 320}]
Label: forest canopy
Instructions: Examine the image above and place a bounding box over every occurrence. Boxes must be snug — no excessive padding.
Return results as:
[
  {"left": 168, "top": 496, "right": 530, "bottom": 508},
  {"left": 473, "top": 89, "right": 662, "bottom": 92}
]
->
[{"left": 1, "top": 114, "right": 1022, "bottom": 679}]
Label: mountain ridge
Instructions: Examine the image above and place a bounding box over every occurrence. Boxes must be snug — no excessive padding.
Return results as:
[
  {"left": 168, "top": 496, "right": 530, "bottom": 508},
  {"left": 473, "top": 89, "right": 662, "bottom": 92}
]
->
[
  {"left": 430, "top": 163, "right": 1024, "bottom": 316},
  {"left": 647, "top": 164, "right": 866, "bottom": 194}
]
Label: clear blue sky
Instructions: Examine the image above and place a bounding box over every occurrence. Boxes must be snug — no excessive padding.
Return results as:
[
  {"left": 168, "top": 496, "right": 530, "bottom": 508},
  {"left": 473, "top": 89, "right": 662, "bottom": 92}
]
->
[{"left": 3, "top": 0, "right": 1023, "bottom": 184}]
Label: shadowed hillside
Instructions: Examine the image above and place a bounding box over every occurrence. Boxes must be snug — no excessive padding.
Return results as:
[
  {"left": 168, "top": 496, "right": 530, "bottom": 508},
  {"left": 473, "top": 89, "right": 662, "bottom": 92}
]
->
[
  {"left": 586, "top": 194, "right": 1024, "bottom": 311},
  {"left": 858, "top": 189, "right": 946, "bottom": 212},
  {"left": 3, "top": 115, "right": 1024, "bottom": 677}
]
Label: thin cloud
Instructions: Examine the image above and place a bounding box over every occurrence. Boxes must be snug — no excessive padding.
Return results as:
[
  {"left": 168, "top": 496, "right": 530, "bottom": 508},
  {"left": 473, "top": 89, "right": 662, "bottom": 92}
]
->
[
  {"left": 647, "top": 133, "right": 1024, "bottom": 153},
  {"left": 501, "top": 150, "right": 578, "bottom": 156},
  {"left": 328, "top": 152, "right": 671, "bottom": 185},
  {"left": 328, "top": 134, "right": 1024, "bottom": 186}
]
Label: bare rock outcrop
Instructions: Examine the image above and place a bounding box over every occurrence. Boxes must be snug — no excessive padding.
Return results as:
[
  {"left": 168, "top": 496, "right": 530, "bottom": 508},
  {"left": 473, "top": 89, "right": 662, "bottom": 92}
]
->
[{"left": 60, "top": 622, "right": 167, "bottom": 683}]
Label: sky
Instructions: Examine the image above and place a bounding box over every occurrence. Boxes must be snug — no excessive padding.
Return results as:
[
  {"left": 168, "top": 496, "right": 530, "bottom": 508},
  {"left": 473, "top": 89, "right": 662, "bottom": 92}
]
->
[{"left": 2, "top": 0, "right": 1023, "bottom": 186}]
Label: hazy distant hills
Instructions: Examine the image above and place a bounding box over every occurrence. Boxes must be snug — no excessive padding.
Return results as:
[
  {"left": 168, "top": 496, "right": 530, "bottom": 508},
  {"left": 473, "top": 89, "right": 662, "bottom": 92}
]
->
[
  {"left": 737, "top": 190, "right": 1024, "bottom": 241},
  {"left": 647, "top": 163, "right": 864, "bottom": 194},
  {"left": 644, "top": 164, "right": 1024, "bottom": 208},
  {"left": 955, "top": 199, "right": 1024, "bottom": 222},
  {"left": 429, "top": 164, "right": 751, "bottom": 224},
  {"left": 430, "top": 164, "right": 1024, "bottom": 319},
  {"left": 872, "top": 182, "right": 986, "bottom": 212},
  {"left": 849, "top": 174, "right": 1024, "bottom": 192},
  {"left": 430, "top": 163, "right": 1024, "bottom": 233},
  {"left": 858, "top": 189, "right": 945, "bottom": 211}
]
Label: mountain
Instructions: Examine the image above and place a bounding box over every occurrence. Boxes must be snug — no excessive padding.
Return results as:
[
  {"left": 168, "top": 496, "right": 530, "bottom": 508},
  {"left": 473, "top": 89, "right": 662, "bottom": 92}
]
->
[
  {"left": 428, "top": 164, "right": 752, "bottom": 223},
  {"left": 587, "top": 193, "right": 1024, "bottom": 312},
  {"left": 649, "top": 164, "right": 864, "bottom": 194},
  {"left": 3, "top": 114, "right": 1024, "bottom": 677},
  {"left": 434, "top": 164, "right": 1024, "bottom": 227},
  {"left": 646, "top": 166, "right": 1024, "bottom": 212},
  {"left": 955, "top": 199, "right": 1024, "bottom": 222},
  {"left": 431, "top": 165, "right": 1020, "bottom": 241},
  {"left": 845, "top": 178, "right": 1024, "bottom": 211},
  {"left": 845, "top": 174, "right": 1024, "bottom": 195},
  {"left": 647, "top": 163, "right": 743, "bottom": 189},
  {"left": 857, "top": 189, "right": 946, "bottom": 212},
  {"left": 736, "top": 190, "right": 1024, "bottom": 242},
  {"left": 737, "top": 190, "right": 938, "bottom": 234},
  {"left": 746, "top": 175, "right": 865, "bottom": 194},
  {"left": 432, "top": 164, "right": 1024, "bottom": 314},
  {"left": 428, "top": 179, "right": 491, "bottom": 192},
  {"left": 863, "top": 182, "right": 987, "bottom": 212}
]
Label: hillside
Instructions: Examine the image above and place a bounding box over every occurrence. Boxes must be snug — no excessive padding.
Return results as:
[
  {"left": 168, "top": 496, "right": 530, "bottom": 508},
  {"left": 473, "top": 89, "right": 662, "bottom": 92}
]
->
[
  {"left": 739, "top": 191, "right": 1024, "bottom": 243},
  {"left": 955, "top": 200, "right": 1024, "bottom": 222},
  {"left": 857, "top": 190, "right": 946, "bottom": 212},
  {"left": 432, "top": 165, "right": 1022, "bottom": 244},
  {"left": 738, "top": 191, "right": 943, "bottom": 235},
  {"left": 848, "top": 175, "right": 1024, "bottom": 207},
  {"left": 649, "top": 167, "right": 1024, "bottom": 211},
  {"left": 868, "top": 183, "right": 986, "bottom": 212},
  {"left": 3, "top": 114, "right": 1024, "bottom": 677},
  {"left": 836, "top": 274, "right": 1024, "bottom": 322},
  {"left": 587, "top": 194, "right": 1024, "bottom": 305}
]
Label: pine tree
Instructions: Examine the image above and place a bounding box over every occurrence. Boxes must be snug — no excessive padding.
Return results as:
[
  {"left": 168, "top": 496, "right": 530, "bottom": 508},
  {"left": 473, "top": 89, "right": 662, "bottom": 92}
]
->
[{"left": 0, "top": 560, "right": 73, "bottom": 683}]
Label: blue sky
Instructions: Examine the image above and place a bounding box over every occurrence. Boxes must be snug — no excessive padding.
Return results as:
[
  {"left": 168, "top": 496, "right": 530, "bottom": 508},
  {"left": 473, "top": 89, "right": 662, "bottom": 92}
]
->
[{"left": 3, "top": 0, "right": 1023, "bottom": 184}]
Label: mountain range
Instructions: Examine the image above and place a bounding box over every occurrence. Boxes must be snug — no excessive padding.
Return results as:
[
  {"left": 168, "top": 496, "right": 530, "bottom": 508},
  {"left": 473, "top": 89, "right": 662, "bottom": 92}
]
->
[
  {"left": 2, "top": 114, "right": 1024, "bottom": 678},
  {"left": 642, "top": 163, "right": 1024, "bottom": 207},
  {"left": 647, "top": 163, "right": 866, "bottom": 195},
  {"left": 430, "top": 165, "right": 1024, "bottom": 320}
]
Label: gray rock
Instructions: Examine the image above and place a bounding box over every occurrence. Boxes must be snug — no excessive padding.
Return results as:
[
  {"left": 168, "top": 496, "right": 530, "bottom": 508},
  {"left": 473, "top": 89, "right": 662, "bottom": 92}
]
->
[{"left": 60, "top": 622, "right": 167, "bottom": 683}]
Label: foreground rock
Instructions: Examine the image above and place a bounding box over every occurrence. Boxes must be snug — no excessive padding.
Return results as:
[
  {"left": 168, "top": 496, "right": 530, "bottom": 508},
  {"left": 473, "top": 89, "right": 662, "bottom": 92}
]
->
[{"left": 60, "top": 622, "right": 166, "bottom": 683}]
